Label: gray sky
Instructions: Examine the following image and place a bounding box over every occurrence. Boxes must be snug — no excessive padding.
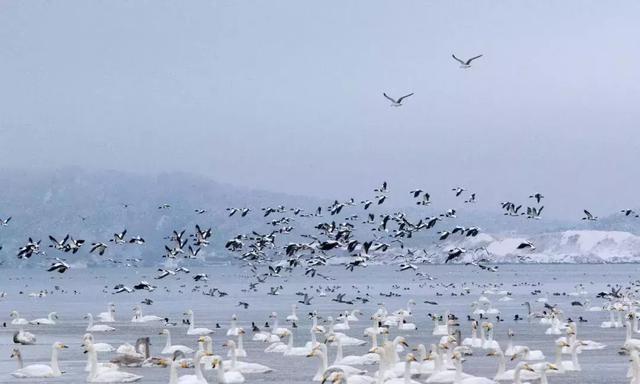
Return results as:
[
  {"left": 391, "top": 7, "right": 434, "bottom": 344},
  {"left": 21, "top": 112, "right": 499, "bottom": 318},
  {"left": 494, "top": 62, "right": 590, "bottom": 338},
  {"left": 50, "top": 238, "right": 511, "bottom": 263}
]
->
[{"left": 1, "top": 1, "right": 639, "bottom": 219}]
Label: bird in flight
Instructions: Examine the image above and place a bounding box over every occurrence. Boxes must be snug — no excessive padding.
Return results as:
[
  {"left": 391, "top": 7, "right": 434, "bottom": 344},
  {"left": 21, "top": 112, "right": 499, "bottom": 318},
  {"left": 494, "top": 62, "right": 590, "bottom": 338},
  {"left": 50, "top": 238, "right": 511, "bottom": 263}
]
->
[
  {"left": 383, "top": 92, "right": 414, "bottom": 107},
  {"left": 452, "top": 54, "right": 483, "bottom": 68}
]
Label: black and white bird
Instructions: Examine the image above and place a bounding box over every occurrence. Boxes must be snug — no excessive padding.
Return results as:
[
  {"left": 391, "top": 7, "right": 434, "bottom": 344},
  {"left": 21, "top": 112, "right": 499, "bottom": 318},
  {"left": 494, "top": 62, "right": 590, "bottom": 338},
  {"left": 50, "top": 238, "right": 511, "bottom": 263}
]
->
[
  {"left": 90, "top": 242, "right": 108, "bottom": 256},
  {"left": 155, "top": 269, "right": 176, "bottom": 279},
  {"left": 110, "top": 230, "right": 127, "bottom": 244},
  {"left": 409, "top": 189, "right": 424, "bottom": 198},
  {"left": 193, "top": 273, "right": 208, "bottom": 282},
  {"left": 1, "top": 216, "right": 12, "bottom": 226},
  {"left": 526, "top": 206, "right": 544, "bottom": 220},
  {"left": 383, "top": 92, "right": 414, "bottom": 107},
  {"left": 582, "top": 210, "right": 598, "bottom": 221},
  {"left": 445, "top": 248, "right": 466, "bottom": 263},
  {"left": 194, "top": 209, "right": 207, "bottom": 214},
  {"left": 452, "top": 187, "right": 465, "bottom": 197},
  {"left": 65, "top": 237, "right": 85, "bottom": 254},
  {"left": 529, "top": 193, "right": 544, "bottom": 204},
  {"left": 517, "top": 241, "right": 536, "bottom": 250},
  {"left": 129, "top": 236, "right": 145, "bottom": 245},
  {"left": 452, "top": 54, "right": 483, "bottom": 68},
  {"left": 47, "top": 259, "right": 70, "bottom": 273},
  {"left": 48, "top": 235, "right": 69, "bottom": 251}
]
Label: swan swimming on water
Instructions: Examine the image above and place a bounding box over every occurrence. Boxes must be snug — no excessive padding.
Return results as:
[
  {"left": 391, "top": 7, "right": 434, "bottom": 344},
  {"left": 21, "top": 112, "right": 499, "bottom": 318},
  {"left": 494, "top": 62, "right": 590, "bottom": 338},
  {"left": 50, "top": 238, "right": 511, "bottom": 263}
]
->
[
  {"left": 11, "top": 342, "right": 68, "bottom": 378},
  {"left": 160, "top": 328, "right": 194, "bottom": 355},
  {"left": 10, "top": 310, "right": 29, "bottom": 325},
  {"left": 13, "top": 328, "right": 37, "bottom": 345},
  {"left": 184, "top": 309, "right": 214, "bottom": 335},
  {"left": 85, "top": 341, "right": 143, "bottom": 382},
  {"left": 85, "top": 313, "right": 116, "bottom": 332},
  {"left": 29, "top": 311, "right": 59, "bottom": 325}
]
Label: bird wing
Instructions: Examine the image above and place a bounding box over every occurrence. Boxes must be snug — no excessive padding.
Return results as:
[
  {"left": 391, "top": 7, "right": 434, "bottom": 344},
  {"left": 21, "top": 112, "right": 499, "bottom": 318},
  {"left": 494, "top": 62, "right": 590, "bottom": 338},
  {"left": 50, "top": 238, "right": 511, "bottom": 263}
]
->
[
  {"left": 583, "top": 209, "right": 592, "bottom": 218},
  {"left": 383, "top": 93, "right": 397, "bottom": 103},
  {"left": 397, "top": 93, "right": 414, "bottom": 103},
  {"left": 451, "top": 54, "right": 465, "bottom": 64},
  {"left": 466, "top": 54, "right": 483, "bottom": 64}
]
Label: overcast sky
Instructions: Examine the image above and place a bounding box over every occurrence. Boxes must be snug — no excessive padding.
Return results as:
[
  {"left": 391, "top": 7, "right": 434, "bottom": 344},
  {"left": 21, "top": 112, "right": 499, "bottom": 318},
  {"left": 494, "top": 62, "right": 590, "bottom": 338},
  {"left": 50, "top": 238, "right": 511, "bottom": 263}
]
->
[{"left": 1, "top": 1, "right": 639, "bottom": 219}]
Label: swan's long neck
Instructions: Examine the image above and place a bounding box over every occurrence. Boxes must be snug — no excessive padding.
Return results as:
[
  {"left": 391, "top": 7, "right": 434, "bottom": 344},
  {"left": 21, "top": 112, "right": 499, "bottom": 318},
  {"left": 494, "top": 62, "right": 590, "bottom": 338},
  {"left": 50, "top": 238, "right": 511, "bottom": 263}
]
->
[
  {"left": 571, "top": 343, "right": 580, "bottom": 370},
  {"left": 86, "top": 315, "right": 94, "bottom": 329},
  {"left": 15, "top": 353, "right": 24, "bottom": 369},
  {"left": 189, "top": 313, "right": 196, "bottom": 330},
  {"left": 540, "top": 369, "right": 549, "bottom": 384},
  {"left": 88, "top": 349, "right": 99, "bottom": 379},
  {"left": 472, "top": 326, "right": 478, "bottom": 341},
  {"left": 480, "top": 327, "right": 487, "bottom": 343},
  {"left": 334, "top": 338, "right": 343, "bottom": 364},
  {"left": 206, "top": 339, "right": 213, "bottom": 354},
  {"left": 631, "top": 351, "right": 640, "bottom": 384},
  {"left": 165, "top": 331, "right": 172, "bottom": 349},
  {"left": 454, "top": 359, "right": 463, "bottom": 383},
  {"left": 403, "top": 360, "right": 412, "bottom": 384},
  {"left": 216, "top": 361, "right": 225, "bottom": 383},
  {"left": 288, "top": 332, "right": 294, "bottom": 349},
  {"left": 194, "top": 353, "right": 205, "bottom": 382},
  {"left": 50, "top": 347, "right": 61, "bottom": 376},
  {"left": 237, "top": 333, "right": 245, "bottom": 351},
  {"left": 314, "top": 347, "right": 328, "bottom": 380},
  {"left": 376, "top": 350, "right": 387, "bottom": 384},
  {"left": 169, "top": 361, "right": 179, "bottom": 384},
  {"left": 554, "top": 344, "right": 564, "bottom": 371},
  {"left": 513, "top": 365, "right": 523, "bottom": 384},
  {"left": 495, "top": 351, "right": 506, "bottom": 376},
  {"left": 272, "top": 317, "right": 279, "bottom": 330},
  {"left": 371, "top": 332, "right": 378, "bottom": 348},
  {"left": 487, "top": 328, "right": 494, "bottom": 342},
  {"left": 434, "top": 346, "right": 443, "bottom": 372},
  {"left": 230, "top": 345, "right": 238, "bottom": 367}
]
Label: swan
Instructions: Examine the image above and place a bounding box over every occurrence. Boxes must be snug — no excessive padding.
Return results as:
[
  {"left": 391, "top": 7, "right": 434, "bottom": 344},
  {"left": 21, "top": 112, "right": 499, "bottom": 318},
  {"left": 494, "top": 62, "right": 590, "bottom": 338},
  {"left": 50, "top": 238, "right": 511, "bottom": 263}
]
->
[
  {"left": 398, "top": 316, "right": 417, "bottom": 331},
  {"left": 230, "top": 328, "right": 248, "bottom": 357},
  {"left": 286, "top": 304, "right": 299, "bottom": 322},
  {"left": 97, "top": 303, "right": 116, "bottom": 322},
  {"left": 84, "top": 333, "right": 116, "bottom": 353},
  {"left": 625, "top": 320, "right": 640, "bottom": 350},
  {"left": 227, "top": 314, "right": 241, "bottom": 336},
  {"left": 270, "top": 312, "right": 290, "bottom": 337},
  {"left": 504, "top": 329, "right": 524, "bottom": 356},
  {"left": 168, "top": 350, "right": 212, "bottom": 384},
  {"left": 384, "top": 354, "right": 421, "bottom": 384},
  {"left": 13, "top": 328, "right": 37, "bottom": 345},
  {"left": 451, "top": 351, "right": 497, "bottom": 384},
  {"left": 347, "top": 310, "right": 363, "bottom": 322},
  {"left": 85, "top": 342, "right": 143, "bottom": 382},
  {"left": 412, "top": 344, "right": 436, "bottom": 375},
  {"left": 112, "top": 338, "right": 161, "bottom": 367},
  {"left": 481, "top": 323, "right": 500, "bottom": 350},
  {"left": 334, "top": 315, "right": 351, "bottom": 331},
  {"left": 82, "top": 336, "right": 119, "bottom": 372},
  {"left": 11, "top": 342, "right": 67, "bottom": 378},
  {"left": 529, "top": 363, "right": 559, "bottom": 384},
  {"left": 487, "top": 348, "right": 540, "bottom": 381},
  {"left": 321, "top": 369, "right": 375, "bottom": 384},
  {"left": 85, "top": 313, "right": 116, "bottom": 332},
  {"left": 432, "top": 312, "right": 450, "bottom": 336},
  {"left": 29, "top": 312, "right": 58, "bottom": 325},
  {"left": 327, "top": 317, "right": 366, "bottom": 346},
  {"left": 462, "top": 321, "right": 482, "bottom": 349},
  {"left": 212, "top": 357, "right": 245, "bottom": 383},
  {"left": 10, "top": 310, "right": 29, "bottom": 325},
  {"left": 195, "top": 336, "right": 219, "bottom": 371},
  {"left": 509, "top": 346, "right": 545, "bottom": 361},
  {"left": 329, "top": 334, "right": 379, "bottom": 365},
  {"left": 184, "top": 309, "right": 214, "bottom": 335},
  {"left": 223, "top": 339, "right": 272, "bottom": 373},
  {"left": 160, "top": 329, "right": 194, "bottom": 355},
  {"left": 426, "top": 350, "right": 473, "bottom": 383},
  {"left": 559, "top": 322, "right": 605, "bottom": 352},
  {"left": 283, "top": 329, "right": 312, "bottom": 356},
  {"left": 308, "top": 343, "right": 365, "bottom": 381},
  {"left": 131, "top": 306, "right": 164, "bottom": 323},
  {"left": 553, "top": 340, "right": 582, "bottom": 372}
]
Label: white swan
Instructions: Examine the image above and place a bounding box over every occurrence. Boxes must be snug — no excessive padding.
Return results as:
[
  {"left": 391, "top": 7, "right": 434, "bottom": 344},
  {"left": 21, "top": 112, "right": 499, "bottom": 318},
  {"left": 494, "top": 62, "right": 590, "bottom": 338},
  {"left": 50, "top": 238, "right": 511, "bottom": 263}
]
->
[
  {"left": 160, "top": 329, "right": 194, "bottom": 355},
  {"left": 13, "top": 328, "right": 37, "bottom": 345},
  {"left": 329, "top": 334, "right": 379, "bottom": 366},
  {"left": 97, "top": 303, "right": 116, "bottom": 322},
  {"left": 212, "top": 357, "right": 245, "bottom": 383},
  {"left": 223, "top": 339, "right": 273, "bottom": 373},
  {"left": 82, "top": 335, "right": 119, "bottom": 372},
  {"left": 85, "top": 342, "right": 142, "bottom": 382},
  {"left": 481, "top": 322, "right": 500, "bottom": 350},
  {"left": 334, "top": 315, "right": 351, "bottom": 331},
  {"left": 283, "top": 329, "right": 312, "bottom": 356},
  {"left": 553, "top": 340, "right": 582, "bottom": 372},
  {"left": 29, "top": 311, "right": 58, "bottom": 325},
  {"left": 84, "top": 333, "right": 116, "bottom": 353},
  {"left": 347, "top": 310, "right": 363, "bottom": 322},
  {"left": 487, "top": 348, "right": 540, "bottom": 381},
  {"left": 184, "top": 309, "right": 214, "bottom": 335},
  {"left": 270, "top": 312, "right": 290, "bottom": 337},
  {"left": 11, "top": 342, "right": 67, "bottom": 378},
  {"left": 384, "top": 354, "right": 421, "bottom": 384},
  {"left": 286, "top": 304, "right": 299, "bottom": 322},
  {"left": 169, "top": 350, "right": 212, "bottom": 384},
  {"left": 451, "top": 351, "right": 497, "bottom": 384},
  {"left": 10, "top": 310, "right": 29, "bottom": 325},
  {"left": 227, "top": 314, "right": 241, "bottom": 336},
  {"left": 131, "top": 305, "right": 164, "bottom": 323},
  {"left": 462, "top": 321, "right": 482, "bottom": 349},
  {"left": 85, "top": 313, "right": 116, "bottom": 332},
  {"left": 308, "top": 343, "right": 365, "bottom": 381}
]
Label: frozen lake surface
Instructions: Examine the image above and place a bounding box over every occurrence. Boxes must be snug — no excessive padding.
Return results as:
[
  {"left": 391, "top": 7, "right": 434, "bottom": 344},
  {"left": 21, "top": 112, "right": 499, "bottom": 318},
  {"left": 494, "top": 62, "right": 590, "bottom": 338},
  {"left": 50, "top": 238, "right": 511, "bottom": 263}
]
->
[{"left": 0, "top": 263, "right": 638, "bottom": 383}]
